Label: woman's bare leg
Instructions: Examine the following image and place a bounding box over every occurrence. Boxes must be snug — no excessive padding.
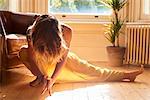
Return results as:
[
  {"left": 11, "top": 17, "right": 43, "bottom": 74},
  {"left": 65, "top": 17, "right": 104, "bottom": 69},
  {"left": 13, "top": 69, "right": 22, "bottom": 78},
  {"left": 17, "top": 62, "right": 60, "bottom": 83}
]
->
[{"left": 19, "top": 47, "right": 44, "bottom": 86}]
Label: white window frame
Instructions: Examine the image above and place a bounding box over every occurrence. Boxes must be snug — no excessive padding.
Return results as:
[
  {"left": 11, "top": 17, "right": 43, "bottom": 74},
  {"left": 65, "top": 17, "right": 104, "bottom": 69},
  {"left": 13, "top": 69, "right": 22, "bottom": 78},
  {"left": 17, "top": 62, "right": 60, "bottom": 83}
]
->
[
  {"left": 54, "top": 13, "right": 111, "bottom": 22},
  {"left": 48, "top": 0, "right": 112, "bottom": 22}
]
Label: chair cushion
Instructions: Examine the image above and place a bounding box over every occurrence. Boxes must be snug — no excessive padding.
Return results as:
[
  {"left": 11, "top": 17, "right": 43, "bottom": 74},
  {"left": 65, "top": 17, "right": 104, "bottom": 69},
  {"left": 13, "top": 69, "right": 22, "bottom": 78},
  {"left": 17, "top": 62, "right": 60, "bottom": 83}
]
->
[{"left": 6, "top": 34, "right": 27, "bottom": 55}]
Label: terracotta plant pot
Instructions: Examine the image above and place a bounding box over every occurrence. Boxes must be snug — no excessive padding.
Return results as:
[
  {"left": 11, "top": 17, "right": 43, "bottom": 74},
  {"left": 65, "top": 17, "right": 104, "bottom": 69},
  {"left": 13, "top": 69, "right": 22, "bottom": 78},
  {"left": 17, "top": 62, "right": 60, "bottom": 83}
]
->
[{"left": 106, "top": 46, "right": 125, "bottom": 67}]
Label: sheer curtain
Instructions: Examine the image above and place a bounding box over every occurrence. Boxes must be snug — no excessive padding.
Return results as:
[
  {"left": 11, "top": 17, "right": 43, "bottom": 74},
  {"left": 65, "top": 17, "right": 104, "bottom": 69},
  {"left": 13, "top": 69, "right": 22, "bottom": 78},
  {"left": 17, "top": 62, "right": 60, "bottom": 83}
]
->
[
  {"left": 127, "top": 0, "right": 141, "bottom": 22},
  {"left": 19, "top": 0, "right": 34, "bottom": 13},
  {"left": 120, "top": 0, "right": 150, "bottom": 22},
  {"left": 19, "top": 0, "right": 48, "bottom": 14}
]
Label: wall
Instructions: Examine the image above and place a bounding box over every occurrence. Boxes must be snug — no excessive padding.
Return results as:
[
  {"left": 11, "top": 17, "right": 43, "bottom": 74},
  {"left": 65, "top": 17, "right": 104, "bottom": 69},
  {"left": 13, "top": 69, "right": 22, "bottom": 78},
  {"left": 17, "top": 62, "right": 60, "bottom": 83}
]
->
[{"left": 65, "top": 22, "right": 125, "bottom": 62}]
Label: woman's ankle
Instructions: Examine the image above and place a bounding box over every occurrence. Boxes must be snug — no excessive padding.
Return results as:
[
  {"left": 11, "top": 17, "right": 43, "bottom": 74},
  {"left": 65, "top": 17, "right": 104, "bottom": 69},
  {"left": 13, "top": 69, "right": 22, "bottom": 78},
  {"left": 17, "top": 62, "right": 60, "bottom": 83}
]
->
[{"left": 30, "top": 75, "right": 44, "bottom": 87}]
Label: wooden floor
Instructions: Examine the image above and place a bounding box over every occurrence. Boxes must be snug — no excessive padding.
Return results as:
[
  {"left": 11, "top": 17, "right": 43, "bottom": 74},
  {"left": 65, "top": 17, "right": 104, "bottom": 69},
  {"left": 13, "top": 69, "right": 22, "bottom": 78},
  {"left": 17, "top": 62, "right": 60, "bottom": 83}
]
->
[{"left": 0, "top": 62, "right": 150, "bottom": 100}]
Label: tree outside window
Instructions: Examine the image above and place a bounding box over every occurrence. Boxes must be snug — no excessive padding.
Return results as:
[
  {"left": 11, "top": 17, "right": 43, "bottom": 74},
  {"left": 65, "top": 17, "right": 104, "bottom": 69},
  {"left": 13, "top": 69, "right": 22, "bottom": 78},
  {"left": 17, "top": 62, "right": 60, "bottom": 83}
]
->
[
  {"left": 49, "top": 0, "right": 111, "bottom": 15},
  {"left": 0, "top": 0, "right": 8, "bottom": 10}
]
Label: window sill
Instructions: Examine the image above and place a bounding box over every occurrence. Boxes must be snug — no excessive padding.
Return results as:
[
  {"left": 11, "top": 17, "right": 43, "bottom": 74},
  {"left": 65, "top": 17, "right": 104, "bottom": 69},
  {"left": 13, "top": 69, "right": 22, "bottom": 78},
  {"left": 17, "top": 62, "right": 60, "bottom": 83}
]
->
[
  {"left": 58, "top": 19, "right": 111, "bottom": 24},
  {"left": 53, "top": 13, "right": 111, "bottom": 24}
]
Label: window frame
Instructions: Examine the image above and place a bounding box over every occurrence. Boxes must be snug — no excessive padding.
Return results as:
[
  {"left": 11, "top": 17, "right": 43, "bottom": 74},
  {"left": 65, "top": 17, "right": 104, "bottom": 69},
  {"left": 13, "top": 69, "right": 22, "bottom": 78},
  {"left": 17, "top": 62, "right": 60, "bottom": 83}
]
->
[
  {"left": 48, "top": 0, "right": 112, "bottom": 22},
  {"left": 53, "top": 13, "right": 111, "bottom": 22}
]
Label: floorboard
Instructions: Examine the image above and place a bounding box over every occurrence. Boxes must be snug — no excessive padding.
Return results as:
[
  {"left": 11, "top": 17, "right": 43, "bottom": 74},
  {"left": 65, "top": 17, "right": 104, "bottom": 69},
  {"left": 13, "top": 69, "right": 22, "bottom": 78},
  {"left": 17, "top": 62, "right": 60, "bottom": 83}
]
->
[{"left": 1, "top": 62, "right": 150, "bottom": 100}]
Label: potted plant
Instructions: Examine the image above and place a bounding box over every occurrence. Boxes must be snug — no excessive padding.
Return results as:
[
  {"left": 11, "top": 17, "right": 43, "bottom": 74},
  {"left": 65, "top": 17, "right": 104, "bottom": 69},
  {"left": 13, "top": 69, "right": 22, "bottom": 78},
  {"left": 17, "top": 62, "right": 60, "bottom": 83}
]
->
[{"left": 101, "top": 0, "right": 127, "bottom": 67}]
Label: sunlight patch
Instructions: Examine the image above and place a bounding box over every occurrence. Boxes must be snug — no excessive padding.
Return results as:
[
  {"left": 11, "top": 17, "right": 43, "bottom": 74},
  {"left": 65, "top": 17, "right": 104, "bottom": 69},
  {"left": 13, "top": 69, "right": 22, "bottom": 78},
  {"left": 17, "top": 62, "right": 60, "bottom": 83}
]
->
[{"left": 45, "top": 84, "right": 111, "bottom": 100}]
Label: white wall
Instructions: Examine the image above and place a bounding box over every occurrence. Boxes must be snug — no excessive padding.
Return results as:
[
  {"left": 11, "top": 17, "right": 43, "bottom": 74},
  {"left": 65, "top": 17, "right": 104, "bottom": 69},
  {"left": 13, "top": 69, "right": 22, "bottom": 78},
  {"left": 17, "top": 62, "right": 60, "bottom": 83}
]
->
[
  {"left": 65, "top": 22, "right": 126, "bottom": 62},
  {"left": 70, "top": 32, "right": 109, "bottom": 61}
]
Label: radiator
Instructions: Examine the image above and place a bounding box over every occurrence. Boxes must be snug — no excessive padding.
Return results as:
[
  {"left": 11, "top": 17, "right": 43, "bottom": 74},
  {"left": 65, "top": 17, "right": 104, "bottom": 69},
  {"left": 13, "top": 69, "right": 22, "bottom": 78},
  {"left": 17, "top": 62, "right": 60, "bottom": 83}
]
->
[{"left": 125, "top": 23, "right": 150, "bottom": 65}]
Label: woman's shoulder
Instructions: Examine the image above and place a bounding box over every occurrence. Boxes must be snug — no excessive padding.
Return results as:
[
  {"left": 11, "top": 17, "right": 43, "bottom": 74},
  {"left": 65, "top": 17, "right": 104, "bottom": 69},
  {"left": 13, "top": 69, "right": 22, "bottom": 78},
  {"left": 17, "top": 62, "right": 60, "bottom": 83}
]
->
[
  {"left": 61, "top": 23, "right": 72, "bottom": 36},
  {"left": 60, "top": 23, "right": 72, "bottom": 47},
  {"left": 61, "top": 23, "right": 72, "bottom": 31}
]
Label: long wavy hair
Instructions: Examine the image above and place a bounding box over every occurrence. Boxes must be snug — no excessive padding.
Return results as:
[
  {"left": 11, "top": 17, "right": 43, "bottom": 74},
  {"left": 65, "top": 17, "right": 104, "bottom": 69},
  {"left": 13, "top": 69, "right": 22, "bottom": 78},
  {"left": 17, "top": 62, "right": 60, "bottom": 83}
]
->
[{"left": 29, "top": 15, "right": 67, "bottom": 60}]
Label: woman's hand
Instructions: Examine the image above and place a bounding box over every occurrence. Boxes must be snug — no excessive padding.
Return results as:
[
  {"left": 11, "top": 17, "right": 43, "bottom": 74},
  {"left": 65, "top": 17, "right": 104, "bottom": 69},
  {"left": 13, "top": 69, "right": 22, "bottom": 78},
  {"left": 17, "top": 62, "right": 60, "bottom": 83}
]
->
[
  {"left": 27, "top": 34, "right": 33, "bottom": 48},
  {"left": 26, "top": 34, "right": 35, "bottom": 56},
  {"left": 41, "top": 77, "right": 55, "bottom": 96}
]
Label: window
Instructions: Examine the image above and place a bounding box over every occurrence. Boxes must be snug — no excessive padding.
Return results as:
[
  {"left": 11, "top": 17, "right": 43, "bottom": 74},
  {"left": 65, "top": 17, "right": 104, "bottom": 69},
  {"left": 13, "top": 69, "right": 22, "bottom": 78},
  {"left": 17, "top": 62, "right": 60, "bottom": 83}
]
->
[
  {"left": 140, "top": 0, "right": 150, "bottom": 20},
  {"left": 0, "top": 0, "right": 8, "bottom": 10},
  {"left": 48, "top": 0, "right": 112, "bottom": 22},
  {"left": 143, "top": 0, "right": 150, "bottom": 15}
]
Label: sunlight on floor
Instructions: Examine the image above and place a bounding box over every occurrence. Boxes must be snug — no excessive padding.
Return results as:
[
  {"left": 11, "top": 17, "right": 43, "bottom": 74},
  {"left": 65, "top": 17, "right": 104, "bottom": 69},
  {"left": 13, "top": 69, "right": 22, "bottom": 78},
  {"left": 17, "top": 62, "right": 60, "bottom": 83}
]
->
[{"left": 45, "top": 84, "right": 111, "bottom": 100}]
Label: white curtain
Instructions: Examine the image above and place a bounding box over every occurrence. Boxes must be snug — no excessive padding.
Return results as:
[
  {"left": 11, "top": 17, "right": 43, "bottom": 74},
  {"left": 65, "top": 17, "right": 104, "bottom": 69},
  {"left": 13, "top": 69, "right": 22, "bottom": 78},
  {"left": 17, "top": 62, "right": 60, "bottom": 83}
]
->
[
  {"left": 118, "top": 0, "right": 141, "bottom": 22},
  {"left": 127, "top": 0, "right": 141, "bottom": 22},
  {"left": 19, "top": 0, "right": 48, "bottom": 14}
]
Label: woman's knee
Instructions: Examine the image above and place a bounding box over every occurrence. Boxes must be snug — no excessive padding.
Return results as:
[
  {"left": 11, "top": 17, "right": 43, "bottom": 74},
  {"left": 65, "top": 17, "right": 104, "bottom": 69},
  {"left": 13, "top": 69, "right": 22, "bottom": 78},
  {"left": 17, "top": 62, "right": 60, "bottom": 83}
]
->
[{"left": 19, "top": 47, "right": 28, "bottom": 62}]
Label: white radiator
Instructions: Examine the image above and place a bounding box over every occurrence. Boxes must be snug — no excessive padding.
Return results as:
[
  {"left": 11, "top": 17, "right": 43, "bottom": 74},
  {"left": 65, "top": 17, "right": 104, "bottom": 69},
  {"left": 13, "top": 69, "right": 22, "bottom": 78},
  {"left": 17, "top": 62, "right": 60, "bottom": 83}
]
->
[{"left": 125, "top": 23, "right": 150, "bottom": 65}]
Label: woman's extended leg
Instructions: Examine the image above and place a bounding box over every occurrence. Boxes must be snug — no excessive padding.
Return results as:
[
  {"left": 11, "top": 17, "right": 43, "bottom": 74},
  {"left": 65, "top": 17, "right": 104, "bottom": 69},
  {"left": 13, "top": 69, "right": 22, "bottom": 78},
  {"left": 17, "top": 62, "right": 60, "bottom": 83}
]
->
[
  {"left": 19, "top": 47, "right": 43, "bottom": 86},
  {"left": 60, "top": 52, "right": 144, "bottom": 82}
]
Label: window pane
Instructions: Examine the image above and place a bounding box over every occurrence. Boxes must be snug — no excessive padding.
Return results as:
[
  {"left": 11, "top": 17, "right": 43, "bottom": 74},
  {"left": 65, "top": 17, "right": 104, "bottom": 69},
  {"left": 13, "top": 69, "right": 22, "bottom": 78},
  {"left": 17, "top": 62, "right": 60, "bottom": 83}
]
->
[
  {"left": 49, "top": 0, "right": 112, "bottom": 15},
  {"left": 144, "top": 0, "right": 150, "bottom": 15},
  {"left": 0, "top": 0, "right": 8, "bottom": 10}
]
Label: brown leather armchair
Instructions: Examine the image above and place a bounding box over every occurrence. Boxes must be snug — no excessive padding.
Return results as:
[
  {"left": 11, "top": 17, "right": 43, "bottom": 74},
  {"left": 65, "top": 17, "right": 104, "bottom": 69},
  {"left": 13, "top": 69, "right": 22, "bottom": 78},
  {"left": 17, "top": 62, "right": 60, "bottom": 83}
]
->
[{"left": 0, "top": 11, "right": 39, "bottom": 68}]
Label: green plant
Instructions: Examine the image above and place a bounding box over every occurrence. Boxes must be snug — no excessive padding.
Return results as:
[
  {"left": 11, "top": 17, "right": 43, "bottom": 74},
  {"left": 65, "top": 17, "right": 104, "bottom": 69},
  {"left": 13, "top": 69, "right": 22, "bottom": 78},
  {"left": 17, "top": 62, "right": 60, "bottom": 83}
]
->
[{"left": 101, "top": 0, "right": 127, "bottom": 47}]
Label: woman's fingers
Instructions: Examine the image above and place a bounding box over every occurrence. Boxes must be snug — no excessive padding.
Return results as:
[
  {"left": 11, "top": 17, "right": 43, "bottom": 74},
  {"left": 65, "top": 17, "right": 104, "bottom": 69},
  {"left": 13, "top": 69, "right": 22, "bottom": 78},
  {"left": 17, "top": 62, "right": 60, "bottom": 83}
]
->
[
  {"left": 41, "top": 85, "right": 52, "bottom": 96},
  {"left": 48, "top": 88, "right": 52, "bottom": 96},
  {"left": 41, "top": 78, "right": 53, "bottom": 96},
  {"left": 41, "top": 79, "right": 47, "bottom": 95},
  {"left": 41, "top": 87, "right": 47, "bottom": 95}
]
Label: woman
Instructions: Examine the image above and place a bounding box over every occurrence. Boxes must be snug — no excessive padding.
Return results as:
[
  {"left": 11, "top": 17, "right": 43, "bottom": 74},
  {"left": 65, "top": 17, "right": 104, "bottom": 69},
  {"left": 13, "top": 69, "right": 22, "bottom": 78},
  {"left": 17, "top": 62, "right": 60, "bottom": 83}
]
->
[{"left": 19, "top": 15, "right": 144, "bottom": 95}]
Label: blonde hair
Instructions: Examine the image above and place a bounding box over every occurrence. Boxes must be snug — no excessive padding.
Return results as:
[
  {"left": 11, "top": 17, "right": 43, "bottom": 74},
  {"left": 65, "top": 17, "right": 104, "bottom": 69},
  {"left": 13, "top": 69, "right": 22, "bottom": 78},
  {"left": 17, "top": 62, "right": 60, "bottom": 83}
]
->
[{"left": 29, "top": 15, "right": 68, "bottom": 64}]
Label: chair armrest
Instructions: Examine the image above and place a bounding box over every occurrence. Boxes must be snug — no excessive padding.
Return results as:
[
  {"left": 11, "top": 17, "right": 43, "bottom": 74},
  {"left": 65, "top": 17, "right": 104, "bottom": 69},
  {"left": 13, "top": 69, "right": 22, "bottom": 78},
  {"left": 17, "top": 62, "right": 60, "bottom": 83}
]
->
[
  {"left": 0, "top": 16, "right": 6, "bottom": 36},
  {"left": 0, "top": 34, "right": 7, "bottom": 68}
]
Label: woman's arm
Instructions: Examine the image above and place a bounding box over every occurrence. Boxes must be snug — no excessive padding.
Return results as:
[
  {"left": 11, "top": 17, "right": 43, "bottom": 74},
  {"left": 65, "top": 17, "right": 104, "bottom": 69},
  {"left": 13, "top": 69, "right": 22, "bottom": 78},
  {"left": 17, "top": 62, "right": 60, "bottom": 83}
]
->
[
  {"left": 50, "top": 23, "right": 72, "bottom": 81},
  {"left": 42, "top": 49, "right": 69, "bottom": 95},
  {"left": 61, "top": 23, "right": 72, "bottom": 47},
  {"left": 26, "top": 31, "right": 43, "bottom": 76},
  {"left": 51, "top": 49, "right": 69, "bottom": 81},
  {"left": 51, "top": 23, "right": 72, "bottom": 80},
  {"left": 42, "top": 23, "right": 72, "bottom": 95}
]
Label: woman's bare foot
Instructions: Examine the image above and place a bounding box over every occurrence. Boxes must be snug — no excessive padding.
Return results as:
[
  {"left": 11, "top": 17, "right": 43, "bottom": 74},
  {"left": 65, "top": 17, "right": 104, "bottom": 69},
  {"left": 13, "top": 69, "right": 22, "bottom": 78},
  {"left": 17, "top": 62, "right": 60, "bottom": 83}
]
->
[
  {"left": 30, "top": 75, "right": 43, "bottom": 87},
  {"left": 123, "top": 65, "right": 144, "bottom": 82}
]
